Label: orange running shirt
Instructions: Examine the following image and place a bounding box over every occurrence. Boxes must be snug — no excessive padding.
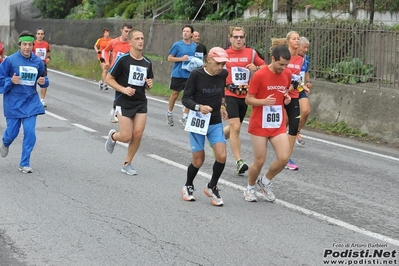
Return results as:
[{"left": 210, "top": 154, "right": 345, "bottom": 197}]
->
[
  {"left": 33, "top": 40, "right": 50, "bottom": 64},
  {"left": 95, "top": 37, "right": 112, "bottom": 59},
  {"left": 225, "top": 46, "right": 266, "bottom": 99},
  {"left": 247, "top": 66, "right": 291, "bottom": 137},
  {"left": 286, "top": 54, "right": 304, "bottom": 99},
  {"left": 103, "top": 38, "right": 131, "bottom": 67}
]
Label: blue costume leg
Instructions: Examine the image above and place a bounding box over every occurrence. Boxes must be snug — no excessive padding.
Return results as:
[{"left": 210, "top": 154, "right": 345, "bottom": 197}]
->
[
  {"left": 20, "top": 116, "right": 37, "bottom": 167},
  {"left": 2, "top": 117, "right": 21, "bottom": 147}
]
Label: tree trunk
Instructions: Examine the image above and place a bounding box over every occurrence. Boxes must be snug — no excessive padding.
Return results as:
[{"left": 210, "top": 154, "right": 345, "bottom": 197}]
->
[
  {"left": 286, "top": 0, "right": 293, "bottom": 23},
  {"left": 369, "top": 0, "right": 375, "bottom": 24}
]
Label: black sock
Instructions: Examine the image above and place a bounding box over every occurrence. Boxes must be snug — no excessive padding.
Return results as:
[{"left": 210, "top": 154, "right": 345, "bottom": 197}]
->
[
  {"left": 185, "top": 163, "right": 199, "bottom": 187},
  {"left": 208, "top": 161, "right": 225, "bottom": 188}
]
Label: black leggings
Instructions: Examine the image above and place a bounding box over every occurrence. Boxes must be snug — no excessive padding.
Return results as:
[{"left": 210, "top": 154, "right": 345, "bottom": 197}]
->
[{"left": 285, "top": 98, "right": 300, "bottom": 136}]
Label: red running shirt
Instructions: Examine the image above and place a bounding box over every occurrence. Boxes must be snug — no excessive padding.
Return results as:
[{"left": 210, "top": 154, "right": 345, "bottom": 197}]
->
[
  {"left": 33, "top": 40, "right": 50, "bottom": 64},
  {"left": 286, "top": 54, "right": 304, "bottom": 99},
  {"left": 225, "top": 46, "right": 266, "bottom": 99},
  {"left": 247, "top": 66, "right": 291, "bottom": 137}
]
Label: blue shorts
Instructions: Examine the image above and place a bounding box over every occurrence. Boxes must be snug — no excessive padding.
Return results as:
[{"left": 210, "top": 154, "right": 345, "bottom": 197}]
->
[
  {"left": 299, "top": 90, "right": 308, "bottom": 99},
  {"left": 189, "top": 123, "right": 226, "bottom": 152}
]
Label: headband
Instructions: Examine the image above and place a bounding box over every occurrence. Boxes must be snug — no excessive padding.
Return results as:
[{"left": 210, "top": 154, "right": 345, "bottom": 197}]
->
[{"left": 19, "top": 36, "right": 35, "bottom": 43}]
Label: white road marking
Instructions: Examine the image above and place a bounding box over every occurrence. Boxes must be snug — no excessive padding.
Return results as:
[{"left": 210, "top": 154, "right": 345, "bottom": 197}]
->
[
  {"left": 47, "top": 69, "right": 399, "bottom": 246},
  {"left": 45, "top": 110, "right": 68, "bottom": 121},
  {"left": 71, "top": 123, "right": 97, "bottom": 132},
  {"left": 147, "top": 153, "right": 399, "bottom": 247}
]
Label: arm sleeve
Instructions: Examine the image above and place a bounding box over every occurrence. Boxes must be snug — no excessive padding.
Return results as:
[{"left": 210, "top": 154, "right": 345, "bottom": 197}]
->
[
  {"left": 38, "top": 76, "right": 49, "bottom": 88},
  {"left": 0, "top": 59, "right": 13, "bottom": 94},
  {"left": 182, "top": 72, "right": 198, "bottom": 110}
]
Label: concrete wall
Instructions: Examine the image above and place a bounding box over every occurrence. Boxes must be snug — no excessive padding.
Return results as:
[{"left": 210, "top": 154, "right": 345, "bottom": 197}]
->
[{"left": 51, "top": 45, "right": 399, "bottom": 144}]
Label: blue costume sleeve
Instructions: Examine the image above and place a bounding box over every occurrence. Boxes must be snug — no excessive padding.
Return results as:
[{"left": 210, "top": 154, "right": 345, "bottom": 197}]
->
[
  {"left": 38, "top": 76, "right": 49, "bottom": 88},
  {"left": 0, "top": 58, "right": 14, "bottom": 94}
]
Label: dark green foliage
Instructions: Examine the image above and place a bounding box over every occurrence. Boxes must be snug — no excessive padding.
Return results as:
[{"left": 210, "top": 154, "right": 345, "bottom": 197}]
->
[
  {"left": 33, "top": 0, "right": 82, "bottom": 19},
  {"left": 324, "top": 58, "right": 376, "bottom": 84}
]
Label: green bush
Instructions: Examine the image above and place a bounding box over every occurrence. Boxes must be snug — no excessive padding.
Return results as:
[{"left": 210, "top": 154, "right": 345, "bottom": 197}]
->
[{"left": 323, "top": 58, "right": 376, "bottom": 84}]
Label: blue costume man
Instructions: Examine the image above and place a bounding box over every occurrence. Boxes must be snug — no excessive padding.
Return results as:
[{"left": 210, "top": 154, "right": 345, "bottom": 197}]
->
[{"left": 0, "top": 30, "right": 49, "bottom": 173}]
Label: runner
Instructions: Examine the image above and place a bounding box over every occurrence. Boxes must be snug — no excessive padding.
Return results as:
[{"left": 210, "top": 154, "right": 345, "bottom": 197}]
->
[
  {"left": 165, "top": 25, "right": 197, "bottom": 127},
  {"left": 0, "top": 30, "right": 49, "bottom": 173},
  {"left": 103, "top": 23, "right": 132, "bottom": 123},
  {"left": 180, "top": 47, "right": 229, "bottom": 206},
  {"left": 104, "top": 29, "right": 153, "bottom": 176},
  {"left": 223, "top": 26, "right": 266, "bottom": 175},
  {"left": 33, "top": 28, "right": 51, "bottom": 108},
  {"left": 243, "top": 45, "right": 292, "bottom": 202},
  {"left": 296, "top": 36, "right": 313, "bottom": 145},
  {"left": 94, "top": 28, "right": 112, "bottom": 90}
]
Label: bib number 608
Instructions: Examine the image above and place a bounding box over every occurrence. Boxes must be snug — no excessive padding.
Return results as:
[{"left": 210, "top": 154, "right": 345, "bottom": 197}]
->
[{"left": 190, "top": 118, "right": 206, "bottom": 128}]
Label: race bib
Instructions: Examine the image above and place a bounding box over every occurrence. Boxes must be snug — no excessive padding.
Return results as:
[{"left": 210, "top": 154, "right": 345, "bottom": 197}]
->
[
  {"left": 184, "top": 110, "right": 211, "bottom": 135},
  {"left": 298, "top": 71, "right": 306, "bottom": 92},
  {"left": 19, "top": 66, "right": 38, "bottom": 86},
  {"left": 35, "top": 48, "right": 46, "bottom": 60},
  {"left": 195, "top": 52, "right": 204, "bottom": 61},
  {"left": 128, "top": 65, "right": 147, "bottom": 86},
  {"left": 262, "top": 105, "right": 283, "bottom": 128},
  {"left": 231, "top": 67, "right": 250, "bottom": 85},
  {"left": 182, "top": 56, "right": 193, "bottom": 70}
]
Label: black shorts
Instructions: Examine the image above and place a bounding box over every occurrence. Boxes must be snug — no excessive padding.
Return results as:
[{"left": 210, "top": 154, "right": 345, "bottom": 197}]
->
[
  {"left": 42, "top": 64, "right": 48, "bottom": 76},
  {"left": 225, "top": 96, "right": 248, "bottom": 122},
  {"left": 115, "top": 102, "right": 147, "bottom": 118},
  {"left": 170, "top": 77, "right": 188, "bottom": 92}
]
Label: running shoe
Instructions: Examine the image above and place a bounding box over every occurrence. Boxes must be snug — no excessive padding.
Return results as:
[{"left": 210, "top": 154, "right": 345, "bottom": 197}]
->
[
  {"left": 256, "top": 177, "right": 275, "bottom": 202},
  {"left": 105, "top": 129, "right": 116, "bottom": 154},
  {"left": 203, "top": 185, "right": 223, "bottom": 206},
  {"left": 179, "top": 117, "right": 187, "bottom": 126},
  {"left": 109, "top": 109, "right": 118, "bottom": 123},
  {"left": 121, "top": 163, "right": 137, "bottom": 175},
  {"left": 236, "top": 159, "right": 249, "bottom": 174},
  {"left": 243, "top": 187, "right": 257, "bottom": 202},
  {"left": 296, "top": 133, "right": 305, "bottom": 145},
  {"left": 1, "top": 144, "right": 9, "bottom": 158},
  {"left": 99, "top": 81, "right": 104, "bottom": 90},
  {"left": 104, "top": 84, "right": 108, "bottom": 90},
  {"left": 166, "top": 112, "right": 174, "bottom": 126},
  {"left": 285, "top": 159, "right": 298, "bottom": 170},
  {"left": 41, "top": 99, "right": 47, "bottom": 108},
  {"left": 19, "top": 166, "right": 33, "bottom": 174},
  {"left": 182, "top": 185, "right": 195, "bottom": 201}
]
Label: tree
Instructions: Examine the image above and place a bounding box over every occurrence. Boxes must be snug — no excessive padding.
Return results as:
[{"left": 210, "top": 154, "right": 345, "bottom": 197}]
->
[{"left": 33, "top": 0, "right": 82, "bottom": 19}]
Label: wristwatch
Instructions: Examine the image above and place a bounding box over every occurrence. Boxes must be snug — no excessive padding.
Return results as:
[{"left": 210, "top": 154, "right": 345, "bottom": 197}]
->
[{"left": 194, "top": 104, "right": 200, "bottom": 111}]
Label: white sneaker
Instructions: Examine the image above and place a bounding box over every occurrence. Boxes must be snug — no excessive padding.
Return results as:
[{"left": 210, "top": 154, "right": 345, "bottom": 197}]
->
[
  {"left": 256, "top": 177, "right": 275, "bottom": 202},
  {"left": 203, "top": 186, "right": 223, "bottom": 206},
  {"left": 244, "top": 188, "right": 257, "bottom": 202},
  {"left": 1, "top": 144, "right": 9, "bottom": 157},
  {"left": 41, "top": 99, "right": 47, "bottom": 108},
  {"left": 182, "top": 185, "right": 195, "bottom": 201}
]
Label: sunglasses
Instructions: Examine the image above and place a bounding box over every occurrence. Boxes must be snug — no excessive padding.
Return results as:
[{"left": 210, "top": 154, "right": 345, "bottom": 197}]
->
[{"left": 232, "top": 35, "right": 245, "bottom": 39}]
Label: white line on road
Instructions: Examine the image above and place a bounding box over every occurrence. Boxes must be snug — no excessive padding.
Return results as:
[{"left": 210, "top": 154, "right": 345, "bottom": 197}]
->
[
  {"left": 71, "top": 123, "right": 97, "bottom": 132},
  {"left": 147, "top": 153, "right": 399, "bottom": 247},
  {"left": 45, "top": 110, "right": 68, "bottom": 121}
]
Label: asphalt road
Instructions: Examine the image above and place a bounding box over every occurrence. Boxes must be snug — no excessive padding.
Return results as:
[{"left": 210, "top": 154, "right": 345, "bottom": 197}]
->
[{"left": 0, "top": 69, "right": 398, "bottom": 266}]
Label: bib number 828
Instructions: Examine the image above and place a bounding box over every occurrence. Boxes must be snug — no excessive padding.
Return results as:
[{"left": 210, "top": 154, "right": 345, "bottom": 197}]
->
[
  {"left": 190, "top": 118, "right": 206, "bottom": 128},
  {"left": 267, "top": 113, "right": 280, "bottom": 122}
]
